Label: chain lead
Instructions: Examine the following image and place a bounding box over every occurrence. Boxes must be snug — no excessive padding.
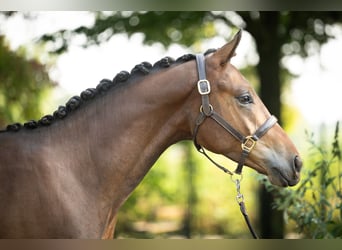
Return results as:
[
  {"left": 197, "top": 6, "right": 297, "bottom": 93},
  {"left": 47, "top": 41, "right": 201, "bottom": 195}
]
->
[
  {"left": 231, "top": 175, "right": 244, "bottom": 204},
  {"left": 230, "top": 174, "right": 259, "bottom": 239},
  {"left": 235, "top": 179, "right": 245, "bottom": 204}
]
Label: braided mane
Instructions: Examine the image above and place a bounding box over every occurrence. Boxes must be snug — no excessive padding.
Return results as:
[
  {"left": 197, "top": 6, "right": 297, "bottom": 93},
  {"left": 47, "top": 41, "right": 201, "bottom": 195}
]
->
[{"left": 4, "top": 49, "right": 216, "bottom": 132}]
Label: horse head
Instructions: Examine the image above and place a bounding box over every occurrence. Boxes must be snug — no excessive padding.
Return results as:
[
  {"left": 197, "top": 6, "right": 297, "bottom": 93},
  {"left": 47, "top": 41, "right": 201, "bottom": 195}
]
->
[{"left": 191, "top": 30, "right": 302, "bottom": 187}]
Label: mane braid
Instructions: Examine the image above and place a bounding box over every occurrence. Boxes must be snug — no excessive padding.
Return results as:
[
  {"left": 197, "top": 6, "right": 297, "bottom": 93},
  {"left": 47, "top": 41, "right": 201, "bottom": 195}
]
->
[{"left": 3, "top": 49, "right": 217, "bottom": 133}]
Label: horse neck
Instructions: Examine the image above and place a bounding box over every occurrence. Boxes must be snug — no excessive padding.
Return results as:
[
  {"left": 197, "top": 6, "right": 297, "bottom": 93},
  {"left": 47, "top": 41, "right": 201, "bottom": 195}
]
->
[{"left": 46, "top": 60, "right": 198, "bottom": 210}]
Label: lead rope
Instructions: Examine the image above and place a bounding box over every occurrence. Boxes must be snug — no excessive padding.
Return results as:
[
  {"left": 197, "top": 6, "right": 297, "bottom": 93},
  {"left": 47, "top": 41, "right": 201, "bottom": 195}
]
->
[
  {"left": 196, "top": 150, "right": 259, "bottom": 238},
  {"left": 232, "top": 175, "right": 259, "bottom": 239},
  {"left": 198, "top": 151, "right": 259, "bottom": 239},
  {"left": 196, "top": 141, "right": 258, "bottom": 238}
]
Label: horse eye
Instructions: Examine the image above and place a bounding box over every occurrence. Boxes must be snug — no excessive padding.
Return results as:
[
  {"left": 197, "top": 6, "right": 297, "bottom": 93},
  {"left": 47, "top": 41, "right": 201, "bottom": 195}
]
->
[{"left": 237, "top": 94, "right": 254, "bottom": 105}]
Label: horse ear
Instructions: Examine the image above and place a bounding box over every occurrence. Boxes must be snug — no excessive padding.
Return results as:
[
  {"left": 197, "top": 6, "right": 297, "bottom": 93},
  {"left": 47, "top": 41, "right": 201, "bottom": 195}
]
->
[{"left": 212, "top": 29, "right": 242, "bottom": 65}]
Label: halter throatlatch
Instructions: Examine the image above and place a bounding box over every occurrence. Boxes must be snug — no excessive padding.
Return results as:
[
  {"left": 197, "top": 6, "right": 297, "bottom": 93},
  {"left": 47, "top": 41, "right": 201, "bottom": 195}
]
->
[{"left": 193, "top": 53, "right": 278, "bottom": 175}]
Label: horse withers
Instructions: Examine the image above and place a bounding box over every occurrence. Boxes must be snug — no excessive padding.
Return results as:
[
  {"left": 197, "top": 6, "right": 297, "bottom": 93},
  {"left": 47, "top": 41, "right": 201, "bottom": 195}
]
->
[{"left": 0, "top": 30, "right": 302, "bottom": 238}]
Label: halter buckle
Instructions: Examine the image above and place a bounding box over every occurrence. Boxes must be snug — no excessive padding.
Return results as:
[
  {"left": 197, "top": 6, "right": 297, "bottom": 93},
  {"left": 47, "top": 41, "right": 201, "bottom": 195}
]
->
[
  {"left": 197, "top": 79, "right": 211, "bottom": 95},
  {"left": 241, "top": 136, "right": 257, "bottom": 153}
]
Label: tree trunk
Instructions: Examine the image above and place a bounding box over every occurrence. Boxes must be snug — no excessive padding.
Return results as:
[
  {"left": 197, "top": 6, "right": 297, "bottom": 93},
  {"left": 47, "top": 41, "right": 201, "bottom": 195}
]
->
[
  {"left": 182, "top": 142, "right": 198, "bottom": 238},
  {"left": 244, "top": 12, "right": 285, "bottom": 238}
]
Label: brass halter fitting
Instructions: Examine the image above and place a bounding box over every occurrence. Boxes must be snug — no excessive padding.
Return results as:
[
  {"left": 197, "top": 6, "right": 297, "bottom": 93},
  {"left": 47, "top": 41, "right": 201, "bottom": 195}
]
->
[{"left": 241, "top": 136, "right": 257, "bottom": 153}]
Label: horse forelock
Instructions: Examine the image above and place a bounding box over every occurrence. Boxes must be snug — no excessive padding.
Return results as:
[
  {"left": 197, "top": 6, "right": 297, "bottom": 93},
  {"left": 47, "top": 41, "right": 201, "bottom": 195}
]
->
[{"left": 3, "top": 49, "right": 217, "bottom": 133}]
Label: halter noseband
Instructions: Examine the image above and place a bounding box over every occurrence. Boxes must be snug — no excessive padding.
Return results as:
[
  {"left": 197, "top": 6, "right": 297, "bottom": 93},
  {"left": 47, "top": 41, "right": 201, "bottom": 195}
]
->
[{"left": 193, "top": 54, "right": 278, "bottom": 175}]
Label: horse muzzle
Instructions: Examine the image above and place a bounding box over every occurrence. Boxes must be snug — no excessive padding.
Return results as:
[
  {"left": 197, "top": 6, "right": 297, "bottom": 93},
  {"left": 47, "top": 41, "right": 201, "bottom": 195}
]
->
[{"left": 268, "top": 155, "right": 302, "bottom": 187}]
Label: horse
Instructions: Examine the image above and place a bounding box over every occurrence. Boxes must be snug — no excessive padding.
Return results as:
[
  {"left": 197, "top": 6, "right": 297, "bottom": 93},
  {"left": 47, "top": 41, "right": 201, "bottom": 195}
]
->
[{"left": 0, "top": 30, "right": 302, "bottom": 238}]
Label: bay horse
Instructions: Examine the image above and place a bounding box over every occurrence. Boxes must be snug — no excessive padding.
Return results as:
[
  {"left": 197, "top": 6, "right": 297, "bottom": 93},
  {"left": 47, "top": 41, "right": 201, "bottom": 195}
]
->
[{"left": 0, "top": 30, "right": 302, "bottom": 238}]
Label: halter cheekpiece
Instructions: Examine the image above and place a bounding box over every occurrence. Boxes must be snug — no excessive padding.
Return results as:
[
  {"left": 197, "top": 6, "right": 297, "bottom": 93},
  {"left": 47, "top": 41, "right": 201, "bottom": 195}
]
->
[{"left": 193, "top": 53, "right": 278, "bottom": 176}]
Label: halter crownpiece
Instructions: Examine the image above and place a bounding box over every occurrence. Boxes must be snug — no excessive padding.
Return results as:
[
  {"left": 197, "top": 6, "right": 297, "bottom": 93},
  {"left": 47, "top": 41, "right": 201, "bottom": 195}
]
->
[{"left": 193, "top": 54, "right": 278, "bottom": 175}]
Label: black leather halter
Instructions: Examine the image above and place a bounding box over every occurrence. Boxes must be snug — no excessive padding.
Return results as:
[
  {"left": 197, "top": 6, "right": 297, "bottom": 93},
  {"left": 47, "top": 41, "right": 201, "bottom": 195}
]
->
[{"left": 193, "top": 54, "right": 278, "bottom": 175}]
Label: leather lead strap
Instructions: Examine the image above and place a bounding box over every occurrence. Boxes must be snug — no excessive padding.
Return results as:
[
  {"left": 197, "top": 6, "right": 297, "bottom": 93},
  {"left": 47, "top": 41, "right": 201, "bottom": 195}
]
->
[{"left": 239, "top": 200, "right": 259, "bottom": 239}]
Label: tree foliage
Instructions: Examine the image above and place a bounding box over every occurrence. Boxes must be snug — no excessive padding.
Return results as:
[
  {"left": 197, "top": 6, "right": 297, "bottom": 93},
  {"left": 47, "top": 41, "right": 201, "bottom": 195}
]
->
[
  {"left": 39, "top": 12, "right": 221, "bottom": 54},
  {"left": 38, "top": 12, "right": 342, "bottom": 57},
  {"left": 0, "top": 35, "right": 54, "bottom": 127},
  {"left": 262, "top": 122, "right": 342, "bottom": 238}
]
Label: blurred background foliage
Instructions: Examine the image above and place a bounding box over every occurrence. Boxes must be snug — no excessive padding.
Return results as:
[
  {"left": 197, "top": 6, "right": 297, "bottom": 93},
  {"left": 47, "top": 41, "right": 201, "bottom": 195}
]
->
[
  {"left": 0, "top": 11, "right": 342, "bottom": 238},
  {"left": 0, "top": 35, "right": 54, "bottom": 127},
  {"left": 0, "top": 11, "right": 55, "bottom": 127},
  {"left": 262, "top": 122, "right": 342, "bottom": 238}
]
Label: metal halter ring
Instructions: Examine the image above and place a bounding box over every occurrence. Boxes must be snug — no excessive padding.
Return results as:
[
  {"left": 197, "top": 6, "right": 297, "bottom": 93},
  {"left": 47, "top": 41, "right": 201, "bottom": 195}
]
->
[{"left": 199, "top": 104, "right": 213, "bottom": 114}]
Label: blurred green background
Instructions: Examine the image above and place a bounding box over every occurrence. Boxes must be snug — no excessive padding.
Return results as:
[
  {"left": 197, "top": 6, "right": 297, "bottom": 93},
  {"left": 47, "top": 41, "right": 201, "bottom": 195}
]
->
[{"left": 0, "top": 11, "right": 341, "bottom": 238}]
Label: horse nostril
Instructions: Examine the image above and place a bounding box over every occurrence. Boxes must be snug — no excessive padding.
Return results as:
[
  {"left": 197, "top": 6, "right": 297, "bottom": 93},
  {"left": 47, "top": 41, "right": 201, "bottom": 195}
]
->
[{"left": 293, "top": 155, "right": 303, "bottom": 173}]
